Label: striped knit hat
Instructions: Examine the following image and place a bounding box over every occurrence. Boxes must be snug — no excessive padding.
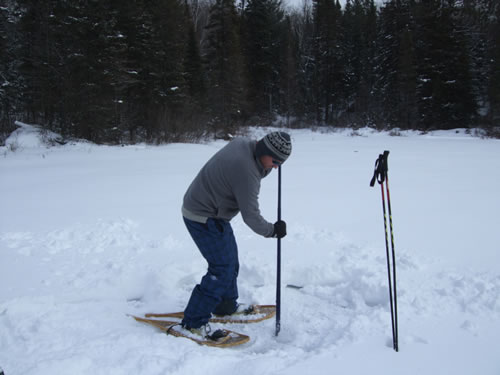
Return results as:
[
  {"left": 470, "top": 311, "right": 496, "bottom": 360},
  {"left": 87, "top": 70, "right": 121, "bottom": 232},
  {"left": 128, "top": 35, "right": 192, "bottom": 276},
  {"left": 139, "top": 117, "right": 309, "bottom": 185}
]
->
[{"left": 256, "top": 132, "right": 292, "bottom": 163}]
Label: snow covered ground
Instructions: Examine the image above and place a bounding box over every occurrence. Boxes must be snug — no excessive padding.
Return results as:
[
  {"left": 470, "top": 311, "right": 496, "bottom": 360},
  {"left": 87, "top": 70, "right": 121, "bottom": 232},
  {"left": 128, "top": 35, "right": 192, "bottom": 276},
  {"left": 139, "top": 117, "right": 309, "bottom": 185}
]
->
[{"left": 1, "top": 123, "right": 499, "bottom": 375}]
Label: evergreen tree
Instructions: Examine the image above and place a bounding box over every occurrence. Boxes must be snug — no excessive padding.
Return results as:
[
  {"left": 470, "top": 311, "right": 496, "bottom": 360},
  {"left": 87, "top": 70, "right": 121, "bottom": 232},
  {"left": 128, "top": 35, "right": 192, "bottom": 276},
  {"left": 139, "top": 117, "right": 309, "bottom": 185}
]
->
[
  {"left": 16, "top": 1, "right": 128, "bottom": 142},
  {"left": 459, "top": 0, "right": 489, "bottom": 126},
  {"left": 146, "top": 0, "right": 189, "bottom": 142},
  {"left": 342, "top": 0, "right": 363, "bottom": 115},
  {"left": 107, "top": 0, "right": 189, "bottom": 142},
  {"left": 55, "top": 1, "right": 119, "bottom": 141},
  {"left": 182, "top": 1, "right": 209, "bottom": 138},
  {"left": 311, "top": 0, "right": 342, "bottom": 124},
  {"left": 277, "top": 15, "right": 301, "bottom": 124},
  {"left": 242, "top": 0, "right": 286, "bottom": 118},
  {"left": 375, "top": 0, "right": 418, "bottom": 129},
  {"left": 185, "top": 23, "right": 207, "bottom": 104},
  {"left": 413, "top": 0, "right": 476, "bottom": 129},
  {"left": 360, "top": 0, "right": 378, "bottom": 121},
  {"left": 291, "top": 1, "right": 315, "bottom": 119},
  {"left": 203, "top": 0, "right": 247, "bottom": 135},
  {"left": 487, "top": 1, "right": 500, "bottom": 127},
  {"left": 341, "top": 0, "right": 377, "bottom": 125},
  {"left": 0, "top": 1, "right": 22, "bottom": 140},
  {"left": 109, "top": 0, "right": 151, "bottom": 143},
  {"left": 16, "top": 0, "right": 56, "bottom": 128},
  {"left": 2, "top": 0, "right": 496, "bottom": 141}
]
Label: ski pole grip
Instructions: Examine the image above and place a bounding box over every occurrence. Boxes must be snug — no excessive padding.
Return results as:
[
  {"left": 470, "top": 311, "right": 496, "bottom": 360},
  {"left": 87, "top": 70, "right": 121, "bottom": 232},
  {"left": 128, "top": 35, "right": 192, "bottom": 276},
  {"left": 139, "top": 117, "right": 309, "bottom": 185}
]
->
[
  {"left": 383, "top": 150, "right": 390, "bottom": 172},
  {"left": 370, "top": 151, "right": 390, "bottom": 187}
]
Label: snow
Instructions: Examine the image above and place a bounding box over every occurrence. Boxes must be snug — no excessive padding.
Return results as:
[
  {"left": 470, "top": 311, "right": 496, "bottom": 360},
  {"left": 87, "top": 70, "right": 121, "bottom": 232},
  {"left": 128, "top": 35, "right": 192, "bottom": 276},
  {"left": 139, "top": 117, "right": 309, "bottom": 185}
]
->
[{"left": 1, "top": 123, "right": 499, "bottom": 375}]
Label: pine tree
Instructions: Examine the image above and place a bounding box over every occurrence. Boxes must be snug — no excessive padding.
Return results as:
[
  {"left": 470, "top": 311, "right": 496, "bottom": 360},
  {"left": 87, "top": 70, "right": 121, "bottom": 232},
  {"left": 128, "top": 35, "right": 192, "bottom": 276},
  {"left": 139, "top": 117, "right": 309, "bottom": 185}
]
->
[
  {"left": 342, "top": 0, "right": 363, "bottom": 116},
  {"left": 311, "top": 0, "right": 342, "bottom": 124},
  {"left": 3, "top": 0, "right": 495, "bottom": 140},
  {"left": 147, "top": 0, "right": 189, "bottom": 142},
  {"left": 459, "top": 0, "right": 489, "bottom": 126},
  {"left": 15, "top": 1, "right": 127, "bottom": 142},
  {"left": 360, "top": 0, "right": 378, "bottom": 122},
  {"left": 111, "top": 0, "right": 157, "bottom": 142},
  {"left": 341, "top": 0, "right": 377, "bottom": 126},
  {"left": 111, "top": 0, "right": 189, "bottom": 142},
  {"left": 277, "top": 15, "right": 300, "bottom": 124},
  {"left": 181, "top": 1, "right": 209, "bottom": 138},
  {"left": 203, "top": 0, "right": 247, "bottom": 136},
  {"left": 0, "top": 1, "right": 22, "bottom": 140},
  {"left": 16, "top": 0, "right": 57, "bottom": 128},
  {"left": 413, "top": 0, "right": 476, "bottom": 129},
  {"left": 487, "top": 1, "right": 500, "bottom": 128},
  {"left": 242, "top": 0, "right": 287, "bottom": 119},
  {"left": 55, "top": 1, "right": 119, "bottom": 142},
  {"left": 185, "top": 23, "right": 206, "bottom": 104},
  {"left": 375, "top": 0, "right": 418, "bottom": 129},
  {"left": 291, "top": 1, "right": 315, "bottom": 120}
]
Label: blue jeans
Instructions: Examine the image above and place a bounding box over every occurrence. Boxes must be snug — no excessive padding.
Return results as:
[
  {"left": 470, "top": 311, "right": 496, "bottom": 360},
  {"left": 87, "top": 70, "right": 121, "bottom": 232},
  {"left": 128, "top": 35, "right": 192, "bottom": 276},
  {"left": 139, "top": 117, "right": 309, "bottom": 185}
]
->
[{"left": 182, "top": 217, "right": 239, "bottom": 328}]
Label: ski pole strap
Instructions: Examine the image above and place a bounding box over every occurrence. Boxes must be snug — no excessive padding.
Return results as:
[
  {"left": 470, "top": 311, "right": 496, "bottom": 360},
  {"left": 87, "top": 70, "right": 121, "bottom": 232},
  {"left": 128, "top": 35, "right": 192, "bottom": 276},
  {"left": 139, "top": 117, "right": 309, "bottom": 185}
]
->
[{"left": 370, "top": 150, "right": 390, "bottom": 187}]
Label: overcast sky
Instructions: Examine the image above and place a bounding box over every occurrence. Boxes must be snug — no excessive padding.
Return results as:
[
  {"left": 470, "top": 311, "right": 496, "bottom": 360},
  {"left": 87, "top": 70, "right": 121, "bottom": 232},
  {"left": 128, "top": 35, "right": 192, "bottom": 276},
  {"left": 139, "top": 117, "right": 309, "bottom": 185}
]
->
[{"left": 282, "top": 0, "right": 383, "bottom": 10}]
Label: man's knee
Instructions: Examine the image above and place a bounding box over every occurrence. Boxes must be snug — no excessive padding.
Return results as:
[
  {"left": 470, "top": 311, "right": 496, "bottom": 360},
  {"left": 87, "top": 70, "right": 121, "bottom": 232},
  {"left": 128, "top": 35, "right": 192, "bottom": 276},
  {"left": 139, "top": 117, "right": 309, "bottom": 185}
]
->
[{"left": 209, "top": 261, "right": 237, "bottom": 282}]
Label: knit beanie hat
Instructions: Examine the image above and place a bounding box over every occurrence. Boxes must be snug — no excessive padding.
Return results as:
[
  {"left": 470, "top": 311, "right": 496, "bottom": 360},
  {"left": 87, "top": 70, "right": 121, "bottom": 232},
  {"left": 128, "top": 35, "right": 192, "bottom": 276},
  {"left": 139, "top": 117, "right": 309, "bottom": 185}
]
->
[{"left": 256, "top": 132, "right": 292, "bottom": 163}]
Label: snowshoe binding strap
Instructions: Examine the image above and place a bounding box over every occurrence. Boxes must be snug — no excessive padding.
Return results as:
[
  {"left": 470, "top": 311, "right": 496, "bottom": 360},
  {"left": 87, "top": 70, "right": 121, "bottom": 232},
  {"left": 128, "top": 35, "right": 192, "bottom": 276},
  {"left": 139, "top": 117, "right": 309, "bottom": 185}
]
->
[
  {"left": 166, "top": 323, "right": 182, "bottom": 336},
  {"left": 206, "top": 329, "right": 229, "bottom": 341},
  {"left": 242, "top": 305, "right": 255, "bottom": 315}
]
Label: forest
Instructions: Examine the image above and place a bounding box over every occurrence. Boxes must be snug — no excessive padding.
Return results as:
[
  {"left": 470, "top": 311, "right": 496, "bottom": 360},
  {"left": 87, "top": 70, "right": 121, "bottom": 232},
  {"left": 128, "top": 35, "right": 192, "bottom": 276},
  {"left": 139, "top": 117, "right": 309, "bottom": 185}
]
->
[{"left": 0, "top": 0, "right": 499, "bottom": 144}]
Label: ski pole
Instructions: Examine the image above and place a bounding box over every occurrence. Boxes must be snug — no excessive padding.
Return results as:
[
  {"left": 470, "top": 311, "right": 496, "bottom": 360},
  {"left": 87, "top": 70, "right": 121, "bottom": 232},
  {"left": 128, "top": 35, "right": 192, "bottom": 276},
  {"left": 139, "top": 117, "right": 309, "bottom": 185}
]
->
[
  {"left": 380, "top": 172, "right": 397, "bottom": 352},
  {"left": 384, "top": 168, "right": 398, "bottom": 351},
  {"left": 370, "top": 151, "right": 399, "bottom": 352},
  {"left": 275, "top": 165, "right": 282, "bottom": 336}
]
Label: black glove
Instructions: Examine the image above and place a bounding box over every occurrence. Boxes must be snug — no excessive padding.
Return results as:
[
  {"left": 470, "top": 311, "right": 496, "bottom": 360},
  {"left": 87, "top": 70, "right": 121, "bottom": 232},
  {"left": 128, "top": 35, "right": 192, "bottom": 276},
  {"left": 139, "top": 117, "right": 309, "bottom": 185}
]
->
[{"left": 273, "top": 220, "right": 287, "bottom": 239}]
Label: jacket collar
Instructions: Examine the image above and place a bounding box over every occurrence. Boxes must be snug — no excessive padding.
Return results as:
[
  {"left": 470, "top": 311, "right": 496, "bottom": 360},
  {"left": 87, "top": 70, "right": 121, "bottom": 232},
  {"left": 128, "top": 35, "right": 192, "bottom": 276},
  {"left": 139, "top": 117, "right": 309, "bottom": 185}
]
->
[{"left": 254, "top": 141, "right": 271, "bottom": 178}]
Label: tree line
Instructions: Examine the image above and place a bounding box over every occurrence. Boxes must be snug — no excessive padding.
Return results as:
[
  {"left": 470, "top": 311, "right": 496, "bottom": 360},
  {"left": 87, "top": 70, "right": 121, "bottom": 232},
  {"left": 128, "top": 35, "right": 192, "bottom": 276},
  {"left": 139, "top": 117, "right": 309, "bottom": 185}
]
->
[{"left": 1, "top": 0, "right": 499, "bottom": 144}]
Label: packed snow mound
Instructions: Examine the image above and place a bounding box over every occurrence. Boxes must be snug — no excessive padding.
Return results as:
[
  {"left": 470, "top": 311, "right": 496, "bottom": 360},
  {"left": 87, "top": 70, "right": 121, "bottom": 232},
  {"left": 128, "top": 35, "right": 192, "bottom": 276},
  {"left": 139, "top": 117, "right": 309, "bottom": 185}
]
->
[
  {"left": 2, "top": 122, "right": 486, "bottom": 154},
  {"left": 4, "top": 122, "right": 64, "bottom": 150}
]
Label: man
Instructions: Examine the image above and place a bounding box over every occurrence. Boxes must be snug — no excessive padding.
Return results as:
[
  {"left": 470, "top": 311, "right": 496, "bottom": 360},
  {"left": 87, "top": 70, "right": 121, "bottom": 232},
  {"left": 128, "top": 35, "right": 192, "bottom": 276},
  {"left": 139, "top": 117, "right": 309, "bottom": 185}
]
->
[{"left": 180, "top": 131, "right": 292, "bottom": 334}]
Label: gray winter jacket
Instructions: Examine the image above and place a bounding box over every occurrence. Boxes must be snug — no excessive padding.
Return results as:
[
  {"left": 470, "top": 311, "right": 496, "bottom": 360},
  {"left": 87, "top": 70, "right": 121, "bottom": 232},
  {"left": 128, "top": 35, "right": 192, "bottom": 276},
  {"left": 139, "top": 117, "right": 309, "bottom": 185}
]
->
[{"left": 182, "top": 137, "right": 274, "bottom": 237}]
